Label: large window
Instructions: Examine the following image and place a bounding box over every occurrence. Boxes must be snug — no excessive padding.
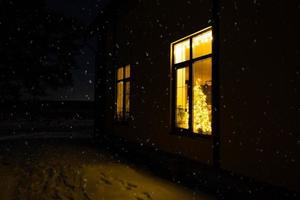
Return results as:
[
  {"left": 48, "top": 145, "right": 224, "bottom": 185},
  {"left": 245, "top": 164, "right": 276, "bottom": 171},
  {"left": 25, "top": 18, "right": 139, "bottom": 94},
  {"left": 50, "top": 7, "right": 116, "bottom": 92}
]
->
[
  {"left": 172, "top": 27, "right": 212, "bottom": 135},
  {"left": 115, "top": 64, "right": 130, "bottom": 121}
]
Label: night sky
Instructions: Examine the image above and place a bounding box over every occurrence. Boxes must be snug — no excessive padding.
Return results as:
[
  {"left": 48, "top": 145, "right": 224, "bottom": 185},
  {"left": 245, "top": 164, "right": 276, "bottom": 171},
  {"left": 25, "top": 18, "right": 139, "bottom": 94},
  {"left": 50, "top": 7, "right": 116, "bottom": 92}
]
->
[{"left": 44, "top": 0, "right": 109, "bottom": 101}]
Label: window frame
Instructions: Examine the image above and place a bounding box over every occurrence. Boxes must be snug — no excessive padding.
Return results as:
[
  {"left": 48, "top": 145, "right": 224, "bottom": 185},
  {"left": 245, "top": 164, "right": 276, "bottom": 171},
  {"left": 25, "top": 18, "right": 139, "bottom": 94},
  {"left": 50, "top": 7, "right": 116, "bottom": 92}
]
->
[
  {"left": 171, "top": 27, "right": 213, "bottom": 138},
  {"left": 115, "top": 64, "right": 131, "bottom": 122}
]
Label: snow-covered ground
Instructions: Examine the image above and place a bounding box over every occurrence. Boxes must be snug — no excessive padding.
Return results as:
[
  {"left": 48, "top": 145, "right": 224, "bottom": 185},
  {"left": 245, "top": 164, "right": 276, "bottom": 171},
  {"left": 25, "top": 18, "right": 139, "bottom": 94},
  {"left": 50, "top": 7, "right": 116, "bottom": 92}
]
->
[{"left": 0, "top": 140, "right": 215, "bottom": 200}]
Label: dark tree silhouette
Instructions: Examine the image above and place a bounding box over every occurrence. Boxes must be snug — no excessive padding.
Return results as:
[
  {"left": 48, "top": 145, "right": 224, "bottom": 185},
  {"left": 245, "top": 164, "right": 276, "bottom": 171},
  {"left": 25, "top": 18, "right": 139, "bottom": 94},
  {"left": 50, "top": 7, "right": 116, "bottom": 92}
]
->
[{"left": 0, "top": 0, "right": 83, "bottom": 100}]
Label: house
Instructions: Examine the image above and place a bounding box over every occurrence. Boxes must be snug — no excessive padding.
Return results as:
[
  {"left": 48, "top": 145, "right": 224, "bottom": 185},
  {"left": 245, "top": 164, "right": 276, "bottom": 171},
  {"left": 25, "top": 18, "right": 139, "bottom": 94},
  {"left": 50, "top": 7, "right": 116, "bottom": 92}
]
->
[{"left": 95, "top": 0, "right": 300, "bottom": 193}]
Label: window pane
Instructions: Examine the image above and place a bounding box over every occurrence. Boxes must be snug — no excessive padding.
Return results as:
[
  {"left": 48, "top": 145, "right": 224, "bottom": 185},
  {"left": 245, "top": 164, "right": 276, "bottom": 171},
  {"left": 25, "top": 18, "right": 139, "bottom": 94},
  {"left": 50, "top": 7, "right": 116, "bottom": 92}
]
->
[
  {"left": 174, "top": 40, "right": 190, "bottom": 64},
  {"left": 192, "top": 29, "right": 212, "bottom": 58},
  {"left": 176, "top": 67, "right": 189, "bottom": 129},
  {"left": 116, "top": 81, "right": 124, "bottom": 119},
  {"left": 125, "top": 81, "right": 130, "bottom": 118},
  {"left": 125, "top": 65, "right": 130, "bottom": 78},
  {"left": 192, "top": 58, "right": 212, "bottom": 135},
  {"left": 117, "top": 67, "right": 124, "bottom": 81}
]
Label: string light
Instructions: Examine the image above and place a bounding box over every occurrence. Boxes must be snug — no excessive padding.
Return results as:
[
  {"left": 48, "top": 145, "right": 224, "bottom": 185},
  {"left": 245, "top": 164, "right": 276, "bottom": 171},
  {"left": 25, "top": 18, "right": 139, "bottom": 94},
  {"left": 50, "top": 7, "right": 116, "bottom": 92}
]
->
[
  {"left": 179, "top": 79, "right": 211, "bottom": 134},
  {"left": 193, "top": 79, "right": 212, "bottom": 134},
  {"left": 193, "top": 31, "right": 213, "bottom": 45}
]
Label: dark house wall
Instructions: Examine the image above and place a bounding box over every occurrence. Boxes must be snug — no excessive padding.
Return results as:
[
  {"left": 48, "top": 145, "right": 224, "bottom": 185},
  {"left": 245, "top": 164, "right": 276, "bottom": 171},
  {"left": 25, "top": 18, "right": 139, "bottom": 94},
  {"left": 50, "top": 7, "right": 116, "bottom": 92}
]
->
[
  {"left": 98, "top": 0, "right": 299, "bottom": 191},
  {"left": 219, "top": 0, "right": 299, "bottom": 191},
  {"left": 103, "top": 0, "right": 214, "bottom": 164}
]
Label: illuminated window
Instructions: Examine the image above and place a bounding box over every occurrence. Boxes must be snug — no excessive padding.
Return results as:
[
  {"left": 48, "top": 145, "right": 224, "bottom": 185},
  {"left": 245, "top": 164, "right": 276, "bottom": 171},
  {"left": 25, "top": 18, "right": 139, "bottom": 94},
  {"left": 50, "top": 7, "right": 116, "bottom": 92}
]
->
[
  {"left": 116, "top": 64, "right": 130, "bottom": 121},
  {"left": 172, "top": 27, "right": 212, "bottom": 135}
]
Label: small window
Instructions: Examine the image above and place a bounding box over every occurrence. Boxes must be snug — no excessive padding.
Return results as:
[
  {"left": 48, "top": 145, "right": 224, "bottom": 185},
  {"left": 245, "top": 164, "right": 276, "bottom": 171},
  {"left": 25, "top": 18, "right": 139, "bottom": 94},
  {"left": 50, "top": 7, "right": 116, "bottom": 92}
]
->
[
  {"left": 116, "top": 64, "right": 131, "bottom": 121},
  {"left": 172, "top": 27, "right": 213, "bottom": 135}
]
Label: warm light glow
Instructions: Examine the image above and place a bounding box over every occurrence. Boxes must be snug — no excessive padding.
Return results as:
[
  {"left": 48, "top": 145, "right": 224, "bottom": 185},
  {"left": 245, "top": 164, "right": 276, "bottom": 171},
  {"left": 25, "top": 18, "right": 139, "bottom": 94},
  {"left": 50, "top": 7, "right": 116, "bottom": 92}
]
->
[
  {"left": 125, "top": 64, "right": 130, "bottom": 78},
  {"left": 193, "top": 79, "right": 212, "bottom": 134},
  {"left": 125, "top": 82, "right": 130, "bottom": 118},
  {"left": 116, "top": 81, "right": 124, "bottom": 119},
  {"left": 192, "top": 29, "right": 212, "bottom": 58},
  {"left": 192, "top": 58, "right": 212, "bottom": 134},
  {"left": 193, "top": 31, "right": 212, "bottom": 44},
  {"left": 117, "top": 67, "right": 123, "bottom": 81},
  {"left": 174, "top": 40, "right": 190, "bottom": 64},
  {"left": 176, "top": 79, "right": 212, "bottom": 134},
  {"left": 116, "top": 65, "right": 131, "bottom": 120},
  {"left": 176, "top": 79, "right": 211, "bottom": 134},
  {"left": 173, "top": 27, "right": 212, "bottom": 135},
  {"left": 176, "top": 67, "right": 189, "bottom": 129}
]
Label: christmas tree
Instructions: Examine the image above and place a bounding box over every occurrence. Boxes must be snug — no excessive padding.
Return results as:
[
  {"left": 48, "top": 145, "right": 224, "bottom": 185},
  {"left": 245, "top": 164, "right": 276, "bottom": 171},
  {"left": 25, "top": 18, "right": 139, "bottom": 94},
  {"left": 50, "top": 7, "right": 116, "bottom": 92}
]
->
[{"left": 193, "top": 79, "right": 212, "bottom": 134}]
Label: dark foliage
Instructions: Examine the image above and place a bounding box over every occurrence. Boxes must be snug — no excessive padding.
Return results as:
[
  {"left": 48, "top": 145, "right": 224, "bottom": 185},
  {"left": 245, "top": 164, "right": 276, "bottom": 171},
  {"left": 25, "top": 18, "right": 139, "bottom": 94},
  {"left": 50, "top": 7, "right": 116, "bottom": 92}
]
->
[{"left": 0, "top": 0, "right": 83, "bottom": 100}]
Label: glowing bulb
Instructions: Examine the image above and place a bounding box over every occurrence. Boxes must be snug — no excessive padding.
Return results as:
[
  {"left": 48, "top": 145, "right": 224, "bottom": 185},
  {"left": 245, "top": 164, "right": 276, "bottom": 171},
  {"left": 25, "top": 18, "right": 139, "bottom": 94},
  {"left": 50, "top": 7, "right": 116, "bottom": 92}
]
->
[
  {"left": 193, "top": 79, "right": 212, "bottom": 134},
  {"left": 174, "top": 40, "right": 190, "bottom": 63},
  {"left": 194, "top": 30, "right": 213, "bottom": 45}
]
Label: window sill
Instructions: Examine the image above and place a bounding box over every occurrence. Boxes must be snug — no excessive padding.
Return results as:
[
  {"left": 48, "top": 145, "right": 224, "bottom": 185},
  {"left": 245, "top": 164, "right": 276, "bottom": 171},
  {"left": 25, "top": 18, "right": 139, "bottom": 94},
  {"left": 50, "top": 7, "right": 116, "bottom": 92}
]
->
[
  {"left": 114, "top": 120, "right": 130, "bottom": 126},
  {"left": 171, "top": 128, "right": 213, "bottom": 139}
]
